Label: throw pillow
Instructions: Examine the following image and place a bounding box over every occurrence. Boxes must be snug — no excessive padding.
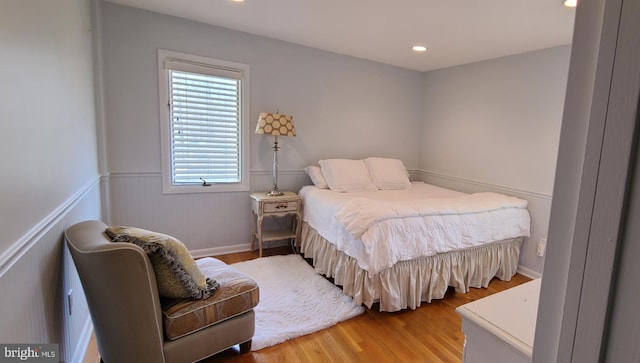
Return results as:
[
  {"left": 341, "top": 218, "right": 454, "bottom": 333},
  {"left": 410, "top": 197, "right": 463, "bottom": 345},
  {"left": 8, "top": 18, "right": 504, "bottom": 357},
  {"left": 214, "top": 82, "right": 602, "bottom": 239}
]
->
[{"left": 105, "top": 226, "right": 219, "bottom": 299}]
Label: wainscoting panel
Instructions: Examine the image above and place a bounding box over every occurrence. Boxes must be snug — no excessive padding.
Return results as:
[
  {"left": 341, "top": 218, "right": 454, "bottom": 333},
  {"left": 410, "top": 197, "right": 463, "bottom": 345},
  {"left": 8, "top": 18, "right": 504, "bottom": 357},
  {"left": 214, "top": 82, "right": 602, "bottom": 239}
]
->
[
  {"left": 108, "top": 169, "right": 549, "bottom": 276},
  {"left": 108, "top": 171, "right": 313, "bottom": 255},
  {"left": 417, "top": 170, "right": 552, "bottom": 277},
  {"left": 0, "top": 178, "right": 102, "bottom": 363}
]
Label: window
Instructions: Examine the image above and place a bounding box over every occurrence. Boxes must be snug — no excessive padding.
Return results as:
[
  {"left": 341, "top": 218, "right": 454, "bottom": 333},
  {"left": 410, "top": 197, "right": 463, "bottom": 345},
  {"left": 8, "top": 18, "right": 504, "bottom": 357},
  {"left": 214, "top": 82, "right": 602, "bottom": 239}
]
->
[{"left": 158, "top": 50, "right": 250, "bottom": 193}]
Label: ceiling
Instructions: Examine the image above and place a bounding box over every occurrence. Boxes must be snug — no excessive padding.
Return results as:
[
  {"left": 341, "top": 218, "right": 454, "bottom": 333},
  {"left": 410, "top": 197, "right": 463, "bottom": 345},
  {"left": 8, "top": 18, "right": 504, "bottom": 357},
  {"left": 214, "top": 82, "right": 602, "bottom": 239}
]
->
[{"left": 105, "top": 0, "right": 576, "bottom": 72}]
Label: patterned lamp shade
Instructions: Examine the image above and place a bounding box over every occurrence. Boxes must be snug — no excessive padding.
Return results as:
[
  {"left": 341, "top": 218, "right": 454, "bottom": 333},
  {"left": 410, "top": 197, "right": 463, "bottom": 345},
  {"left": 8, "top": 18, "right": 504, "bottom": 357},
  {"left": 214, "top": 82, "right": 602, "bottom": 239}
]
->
[{"left": 255, "top": 112, "right": 296, "bottom": 137}]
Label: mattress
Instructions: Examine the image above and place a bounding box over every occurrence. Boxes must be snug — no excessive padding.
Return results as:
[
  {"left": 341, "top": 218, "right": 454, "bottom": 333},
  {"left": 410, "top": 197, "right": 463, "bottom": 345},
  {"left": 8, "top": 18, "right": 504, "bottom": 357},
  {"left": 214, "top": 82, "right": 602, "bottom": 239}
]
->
[{"left": 300, "top": 182, "right": 531, "bottom": 276}]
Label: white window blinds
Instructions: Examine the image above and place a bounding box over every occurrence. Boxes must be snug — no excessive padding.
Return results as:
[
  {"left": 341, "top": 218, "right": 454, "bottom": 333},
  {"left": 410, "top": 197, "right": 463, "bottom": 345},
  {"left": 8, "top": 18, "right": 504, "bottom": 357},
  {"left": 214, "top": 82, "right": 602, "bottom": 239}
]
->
[{"left": 166, "top": 64, "right": 242, "bottom": 185}]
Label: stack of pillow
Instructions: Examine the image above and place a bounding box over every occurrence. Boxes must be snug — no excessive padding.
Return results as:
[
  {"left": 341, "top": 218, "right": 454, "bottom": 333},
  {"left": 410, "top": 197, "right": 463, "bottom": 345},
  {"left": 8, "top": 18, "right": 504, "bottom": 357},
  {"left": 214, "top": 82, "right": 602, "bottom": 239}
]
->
[{"left": 304, "top": 157, "right": 412, "bottom": 192}]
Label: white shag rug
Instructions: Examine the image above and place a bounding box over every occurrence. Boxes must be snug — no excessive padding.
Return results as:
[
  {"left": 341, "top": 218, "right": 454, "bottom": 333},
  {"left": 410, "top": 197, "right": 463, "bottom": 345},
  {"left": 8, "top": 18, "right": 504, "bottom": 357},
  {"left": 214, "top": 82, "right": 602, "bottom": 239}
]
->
[{"left": 231, "top": 254, "right": 365, "bottom": 351}]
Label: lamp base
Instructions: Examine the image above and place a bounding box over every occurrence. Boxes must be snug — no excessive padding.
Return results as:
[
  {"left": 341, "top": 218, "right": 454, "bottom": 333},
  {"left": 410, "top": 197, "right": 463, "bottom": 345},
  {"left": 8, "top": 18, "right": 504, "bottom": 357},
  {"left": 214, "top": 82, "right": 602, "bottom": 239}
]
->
[
  {"left": 266, "top": 137, "right": 284, "bottom": 197},
  {"left": 266, "top": 189, "right": 284, "bottom": 196}
]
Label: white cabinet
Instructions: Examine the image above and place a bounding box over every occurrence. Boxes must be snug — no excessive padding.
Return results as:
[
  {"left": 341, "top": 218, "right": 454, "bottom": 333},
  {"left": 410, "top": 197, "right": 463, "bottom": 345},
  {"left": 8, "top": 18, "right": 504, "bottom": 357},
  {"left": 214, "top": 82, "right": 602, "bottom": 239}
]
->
[{"left": 456, "top": 279, "right": 541, "bottom": 363}]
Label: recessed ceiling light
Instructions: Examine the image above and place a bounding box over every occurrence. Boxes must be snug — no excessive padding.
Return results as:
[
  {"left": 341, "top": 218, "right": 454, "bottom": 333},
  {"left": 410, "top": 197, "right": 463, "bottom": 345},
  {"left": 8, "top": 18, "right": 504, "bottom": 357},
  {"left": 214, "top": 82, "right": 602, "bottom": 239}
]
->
[
  {"left": 563, "top": 0, "right": 577, "bottom": 7},
  {"left": 412, "top": 45, "right": 427, "bottom": 53}
]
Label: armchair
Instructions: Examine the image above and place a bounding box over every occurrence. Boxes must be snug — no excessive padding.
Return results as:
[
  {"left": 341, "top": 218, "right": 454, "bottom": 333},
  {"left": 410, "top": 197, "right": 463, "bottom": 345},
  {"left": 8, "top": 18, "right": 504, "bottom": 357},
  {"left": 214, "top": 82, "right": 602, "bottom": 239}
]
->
[{"left": 65, "top": 220, "right": 258, "bottom": 363}]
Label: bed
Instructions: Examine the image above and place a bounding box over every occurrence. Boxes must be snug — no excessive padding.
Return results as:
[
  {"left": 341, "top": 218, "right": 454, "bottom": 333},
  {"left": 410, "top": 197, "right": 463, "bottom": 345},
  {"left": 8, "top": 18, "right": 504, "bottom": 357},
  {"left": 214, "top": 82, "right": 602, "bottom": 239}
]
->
[{"left": 299, "top": 158, "right": 531, "bottom": 312}]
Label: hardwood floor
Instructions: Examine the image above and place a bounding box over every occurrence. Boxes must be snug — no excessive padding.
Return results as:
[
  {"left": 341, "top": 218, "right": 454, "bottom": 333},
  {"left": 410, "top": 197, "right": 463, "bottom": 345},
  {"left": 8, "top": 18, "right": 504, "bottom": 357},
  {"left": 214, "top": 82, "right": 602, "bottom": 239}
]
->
[{"left": 84, "top": 246, "right": 531, "bottom": 363}]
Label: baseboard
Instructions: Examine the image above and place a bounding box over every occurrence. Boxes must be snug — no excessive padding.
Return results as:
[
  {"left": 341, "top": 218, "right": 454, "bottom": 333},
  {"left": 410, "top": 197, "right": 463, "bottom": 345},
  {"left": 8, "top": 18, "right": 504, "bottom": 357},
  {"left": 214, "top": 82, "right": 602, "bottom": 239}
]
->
[
  {"left": 517, "top": 265, "right": 542, "bottom": 279},
  {"left": 191, "top": 244, "right": 252, "bottom": 258},
  {"left": 70, "top": 317, "right": 94, "bottom": 363},
  {"left": 191, "top": 240, "right": 291, "bottom": 258}
]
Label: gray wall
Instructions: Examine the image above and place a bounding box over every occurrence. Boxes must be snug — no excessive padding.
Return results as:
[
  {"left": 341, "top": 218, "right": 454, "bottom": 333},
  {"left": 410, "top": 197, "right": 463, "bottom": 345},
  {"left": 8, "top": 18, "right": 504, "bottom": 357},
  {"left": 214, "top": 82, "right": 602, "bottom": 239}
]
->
[
  {"left": 101, "top": 2, "right": 424, "bottom": 254},
  {"left": 534, "top": 0, "right": 640, "bottom": 360},
  {"left": 418, "top": 46, "right": 571, "bottom": 275},
  {"left": 0, "top": 0, "right": 99, "bottom": 257},
  {"left": 419, "top": 46, "right": 570, "bottom": 195},
  {"left": 533, "top": 0, "right": 614, "bottom": 359},
  {"left": 101, "top": 3, "right": 571, "bottom": 275},
  {"left": 0, "top": 0, "right": 102, "bottom": 361},
  {"left": 0, "top": 1, "right": 575, "bottom": 360},
  {"left": 102, "top": 3, "right": 423, "bottom": 174}
]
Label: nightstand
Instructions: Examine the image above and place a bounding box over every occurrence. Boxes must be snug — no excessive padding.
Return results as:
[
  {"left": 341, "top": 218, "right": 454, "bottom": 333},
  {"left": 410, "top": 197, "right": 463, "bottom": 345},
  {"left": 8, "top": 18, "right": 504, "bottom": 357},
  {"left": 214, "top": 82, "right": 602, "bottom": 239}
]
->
[{"left": 250, "top": 191, "right": 302, "bottom": 257}]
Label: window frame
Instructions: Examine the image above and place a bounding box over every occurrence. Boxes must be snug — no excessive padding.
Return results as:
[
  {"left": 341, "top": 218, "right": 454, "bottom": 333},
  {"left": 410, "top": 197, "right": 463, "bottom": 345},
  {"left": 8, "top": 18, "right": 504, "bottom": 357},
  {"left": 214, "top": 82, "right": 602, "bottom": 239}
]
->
[{"left": 158, "top": 49, "right": 250, "bottom": 194}]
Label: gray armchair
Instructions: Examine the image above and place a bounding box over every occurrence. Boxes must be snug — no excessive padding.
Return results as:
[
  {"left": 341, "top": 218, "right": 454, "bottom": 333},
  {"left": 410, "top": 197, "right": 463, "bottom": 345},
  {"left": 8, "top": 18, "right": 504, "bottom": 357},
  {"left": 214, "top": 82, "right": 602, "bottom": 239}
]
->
[{"left": 65, "top": 220, "right": 258, "bottom": 363}]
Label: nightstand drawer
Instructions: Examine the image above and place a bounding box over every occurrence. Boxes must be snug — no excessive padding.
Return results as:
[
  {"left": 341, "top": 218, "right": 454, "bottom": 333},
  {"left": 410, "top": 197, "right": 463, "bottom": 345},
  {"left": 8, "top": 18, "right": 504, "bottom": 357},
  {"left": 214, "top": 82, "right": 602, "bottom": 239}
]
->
[{"left": 263, "top": 201, "right": 298, "bottom": 213}]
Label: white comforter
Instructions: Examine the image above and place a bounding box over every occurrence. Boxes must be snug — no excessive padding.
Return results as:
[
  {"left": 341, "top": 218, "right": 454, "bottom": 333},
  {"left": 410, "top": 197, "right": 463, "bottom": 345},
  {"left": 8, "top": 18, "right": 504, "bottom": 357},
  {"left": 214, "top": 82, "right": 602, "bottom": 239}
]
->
[{"left": 300, "top": 182, "right": 531, "bottom": 276}]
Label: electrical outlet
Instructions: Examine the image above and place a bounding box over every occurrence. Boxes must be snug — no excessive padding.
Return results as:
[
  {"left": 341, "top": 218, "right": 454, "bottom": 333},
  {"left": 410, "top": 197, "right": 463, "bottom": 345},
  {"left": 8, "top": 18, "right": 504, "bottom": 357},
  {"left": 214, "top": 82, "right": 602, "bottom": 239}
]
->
[
  {"left": 67, "top": 289, "right": 73, "bottom": 316},
  {"left": 537, "top": 238, "right": 547, "bottom": 257}
]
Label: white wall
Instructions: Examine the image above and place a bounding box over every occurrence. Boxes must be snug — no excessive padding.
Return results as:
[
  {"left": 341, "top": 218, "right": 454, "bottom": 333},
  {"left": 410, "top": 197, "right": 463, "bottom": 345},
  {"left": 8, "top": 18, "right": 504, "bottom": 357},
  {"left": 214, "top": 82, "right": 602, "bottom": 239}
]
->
[
  {"left": 418, "top": 46, "right": 571, "bottom": 275},
  {"left": 101, "top": 3, "right": 424, "bottom": 252},
  {"left": 0, "top": 0, "right": 101, "bottom": 361}
]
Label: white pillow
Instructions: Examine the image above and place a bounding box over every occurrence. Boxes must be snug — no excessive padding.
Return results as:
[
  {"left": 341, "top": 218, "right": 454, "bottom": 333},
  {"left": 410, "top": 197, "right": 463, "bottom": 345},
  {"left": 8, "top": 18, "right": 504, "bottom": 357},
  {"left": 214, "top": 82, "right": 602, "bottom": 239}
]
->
[
  {"left": 364, "top": 157, "right": 412, "bottom": 190},
  {"left": 318, "top": 159, "right": 378, "bottom": 192},
  {"left": 304, "top": 165, "right": 329, "bottom": 189}
]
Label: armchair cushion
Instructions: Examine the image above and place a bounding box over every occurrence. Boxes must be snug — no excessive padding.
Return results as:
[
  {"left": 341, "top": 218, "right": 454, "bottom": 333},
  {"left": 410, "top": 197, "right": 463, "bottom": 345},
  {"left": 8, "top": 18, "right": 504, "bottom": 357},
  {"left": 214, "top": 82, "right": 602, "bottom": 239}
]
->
[
  {"left": 161, "top": 258, "right": 259, "bottom": 340},
  {"left": 105, "top": 226, "right": 219, "bottom": 299}
]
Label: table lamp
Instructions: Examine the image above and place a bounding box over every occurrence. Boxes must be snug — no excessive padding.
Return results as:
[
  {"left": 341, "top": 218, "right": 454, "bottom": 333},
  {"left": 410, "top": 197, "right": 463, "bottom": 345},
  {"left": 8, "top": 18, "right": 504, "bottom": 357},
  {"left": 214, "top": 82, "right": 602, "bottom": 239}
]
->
[{"left": 255, "top": 112, "right": 296, "bottom": 196}]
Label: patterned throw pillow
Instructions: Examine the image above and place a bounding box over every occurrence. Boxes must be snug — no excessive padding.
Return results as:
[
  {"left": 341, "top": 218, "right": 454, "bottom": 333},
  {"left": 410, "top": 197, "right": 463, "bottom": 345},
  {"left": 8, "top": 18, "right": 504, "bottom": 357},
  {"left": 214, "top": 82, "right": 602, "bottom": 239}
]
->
[{"left": 105, "top": 226, "right": 219, "bottom": 299}]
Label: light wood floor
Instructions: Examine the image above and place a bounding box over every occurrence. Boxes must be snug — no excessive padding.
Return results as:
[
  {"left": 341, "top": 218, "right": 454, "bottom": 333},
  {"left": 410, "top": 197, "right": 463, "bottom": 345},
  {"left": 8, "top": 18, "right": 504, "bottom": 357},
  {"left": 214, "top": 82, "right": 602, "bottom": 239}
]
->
[{"left": 84, "top": 246, "right": 531, "bottom": 363}]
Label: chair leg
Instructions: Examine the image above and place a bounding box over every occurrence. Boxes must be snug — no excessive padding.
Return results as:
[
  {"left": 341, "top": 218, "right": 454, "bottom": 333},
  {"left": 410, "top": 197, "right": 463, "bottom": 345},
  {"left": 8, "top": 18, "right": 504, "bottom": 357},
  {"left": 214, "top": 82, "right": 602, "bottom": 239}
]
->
[{"left": 239, "top": 340, "right": 252, "bottom": 354}]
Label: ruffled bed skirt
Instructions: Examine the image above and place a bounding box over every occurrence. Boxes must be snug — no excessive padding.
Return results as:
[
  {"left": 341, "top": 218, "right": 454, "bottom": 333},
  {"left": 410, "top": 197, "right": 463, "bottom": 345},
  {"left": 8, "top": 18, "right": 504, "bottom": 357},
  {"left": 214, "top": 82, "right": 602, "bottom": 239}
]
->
[{"left": 299, "top": 222, "right": 523, "bottom": 312}]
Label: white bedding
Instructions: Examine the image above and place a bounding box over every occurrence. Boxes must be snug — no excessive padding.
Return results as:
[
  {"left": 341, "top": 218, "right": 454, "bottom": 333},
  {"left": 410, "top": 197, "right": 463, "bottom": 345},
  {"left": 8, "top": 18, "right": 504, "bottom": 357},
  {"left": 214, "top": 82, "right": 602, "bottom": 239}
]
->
[{"left": 300, "top": 182, "right": 531, "bottom": 276}]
